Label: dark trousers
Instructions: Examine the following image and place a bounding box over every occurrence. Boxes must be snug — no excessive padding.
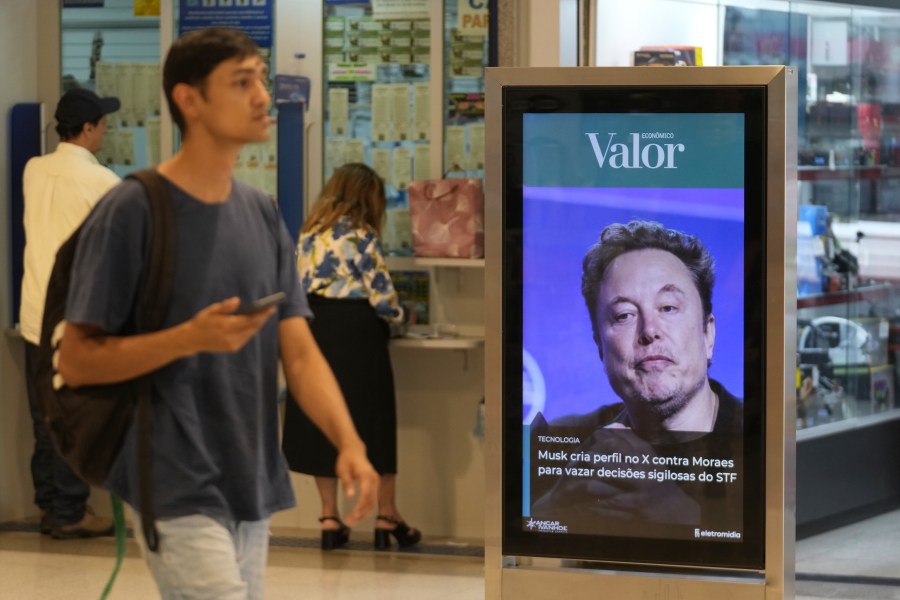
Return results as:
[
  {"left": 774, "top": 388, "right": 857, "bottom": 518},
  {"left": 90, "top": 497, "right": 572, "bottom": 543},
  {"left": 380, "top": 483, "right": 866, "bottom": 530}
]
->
[{"left": 24, "top": 342, "right": 89, "bottom": 526}]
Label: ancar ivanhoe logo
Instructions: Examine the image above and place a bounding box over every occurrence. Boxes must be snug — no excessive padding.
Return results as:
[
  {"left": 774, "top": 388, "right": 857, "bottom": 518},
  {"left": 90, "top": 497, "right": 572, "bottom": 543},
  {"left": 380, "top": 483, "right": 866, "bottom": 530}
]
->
[{"left": 586, "top": 132, "right": 685, "bottom": 169}]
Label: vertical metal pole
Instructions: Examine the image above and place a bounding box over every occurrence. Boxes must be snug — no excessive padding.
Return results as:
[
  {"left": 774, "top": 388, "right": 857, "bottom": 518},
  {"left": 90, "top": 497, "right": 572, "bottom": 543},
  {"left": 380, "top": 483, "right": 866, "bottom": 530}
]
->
[
  {"left": 159, "top": 0, "right": 174, "bottom": 161},
  {"left": 577, "top": 0, "right": 596, "bottom": 66}
]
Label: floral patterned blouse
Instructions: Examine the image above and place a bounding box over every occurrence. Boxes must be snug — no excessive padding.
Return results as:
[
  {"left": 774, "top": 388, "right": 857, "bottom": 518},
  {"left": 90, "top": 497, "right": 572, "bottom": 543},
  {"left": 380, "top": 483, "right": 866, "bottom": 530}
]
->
[{"left": 298, "top": 217, "right": 404, "bottom": 323}]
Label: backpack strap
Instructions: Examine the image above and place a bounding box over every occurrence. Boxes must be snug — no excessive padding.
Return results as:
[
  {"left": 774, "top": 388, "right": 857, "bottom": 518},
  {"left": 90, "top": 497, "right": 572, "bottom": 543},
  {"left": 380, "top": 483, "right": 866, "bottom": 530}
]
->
[
  {"left": 259, "top": 195, "right": 283, "bottom": 287},
  {"left": 130, "top": 169, "right": 177, "bottom": 331},
  {"left": 125, "top": 168, "right": 177, "bottom": 553}
]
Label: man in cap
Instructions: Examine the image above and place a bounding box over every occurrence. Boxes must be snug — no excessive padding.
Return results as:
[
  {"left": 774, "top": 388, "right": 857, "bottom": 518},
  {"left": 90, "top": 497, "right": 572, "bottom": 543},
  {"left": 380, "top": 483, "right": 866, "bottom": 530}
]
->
[{"left": 20, "top": 87, "right": 121, "bottom": 538}]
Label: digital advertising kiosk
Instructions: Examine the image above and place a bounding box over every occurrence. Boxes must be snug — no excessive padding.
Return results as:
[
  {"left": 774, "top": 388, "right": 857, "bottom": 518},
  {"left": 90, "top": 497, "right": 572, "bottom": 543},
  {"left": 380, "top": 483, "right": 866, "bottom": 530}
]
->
[{"left": 484, "top": 67, "right": 798, "bottom": 598}]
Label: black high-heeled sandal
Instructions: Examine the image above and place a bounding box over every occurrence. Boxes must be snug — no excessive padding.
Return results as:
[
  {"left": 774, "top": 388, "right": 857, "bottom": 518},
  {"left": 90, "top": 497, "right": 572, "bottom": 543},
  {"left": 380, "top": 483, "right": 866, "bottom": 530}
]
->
[
  {"left": 319, "top": 516, "right": 350, "bottom": 550},
  {"left": 374, "top": 514, "right": 421, "bottom": 549}
]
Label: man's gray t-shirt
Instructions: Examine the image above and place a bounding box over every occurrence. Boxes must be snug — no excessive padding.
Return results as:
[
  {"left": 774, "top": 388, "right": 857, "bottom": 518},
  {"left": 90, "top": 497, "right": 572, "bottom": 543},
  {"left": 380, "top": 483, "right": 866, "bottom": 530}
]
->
[{"left": 65, "top": 176, "right": 312, "bottom": 522}]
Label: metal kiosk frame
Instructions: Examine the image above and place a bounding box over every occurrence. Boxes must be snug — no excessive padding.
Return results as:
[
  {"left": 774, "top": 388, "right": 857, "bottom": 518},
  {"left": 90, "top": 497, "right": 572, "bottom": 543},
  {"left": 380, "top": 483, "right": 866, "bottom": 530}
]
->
[{"left": 484, "top": 66, "right": 798, "bottom": 599}]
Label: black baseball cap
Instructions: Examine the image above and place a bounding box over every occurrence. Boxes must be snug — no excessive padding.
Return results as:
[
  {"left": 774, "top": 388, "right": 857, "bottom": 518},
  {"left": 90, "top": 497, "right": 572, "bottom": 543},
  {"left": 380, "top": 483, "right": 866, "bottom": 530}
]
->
[{"left": 54, "top": 88, "right": 121, "bottom": 128}]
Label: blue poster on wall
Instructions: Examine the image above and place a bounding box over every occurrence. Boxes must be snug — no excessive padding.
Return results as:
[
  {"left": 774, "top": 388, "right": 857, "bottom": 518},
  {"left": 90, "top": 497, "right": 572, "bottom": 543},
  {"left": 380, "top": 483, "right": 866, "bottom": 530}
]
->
[
  {"left": 178, "top": 0, "right": 274, "bottom": 48},
  {"left": 7, "top": 103, "right": 43, "bottom": 328}
]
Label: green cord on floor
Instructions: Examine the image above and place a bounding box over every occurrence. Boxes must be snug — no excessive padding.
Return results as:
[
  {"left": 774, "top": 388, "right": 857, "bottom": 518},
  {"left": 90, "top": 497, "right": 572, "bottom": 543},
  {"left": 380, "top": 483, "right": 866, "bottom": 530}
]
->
[{"left": 99, "top": 494, "right": 126, "bottom": 600}]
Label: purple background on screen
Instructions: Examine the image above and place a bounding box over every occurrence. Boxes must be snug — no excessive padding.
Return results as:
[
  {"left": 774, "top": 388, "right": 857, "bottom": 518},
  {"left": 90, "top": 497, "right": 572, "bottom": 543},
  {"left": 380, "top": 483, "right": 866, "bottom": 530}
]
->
[{"left": 522, "top": 186, "right": 745, "bottom": 423}]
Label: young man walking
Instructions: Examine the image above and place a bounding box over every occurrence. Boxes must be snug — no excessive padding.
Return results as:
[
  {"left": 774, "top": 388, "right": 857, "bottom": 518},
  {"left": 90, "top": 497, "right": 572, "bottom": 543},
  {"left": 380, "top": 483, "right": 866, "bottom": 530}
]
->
[
  {"left": 20, "top": 88, "right": 121, "bottom": 539},
  {"left": 57, "top": 28, "right": 379, "bottom": 599}
]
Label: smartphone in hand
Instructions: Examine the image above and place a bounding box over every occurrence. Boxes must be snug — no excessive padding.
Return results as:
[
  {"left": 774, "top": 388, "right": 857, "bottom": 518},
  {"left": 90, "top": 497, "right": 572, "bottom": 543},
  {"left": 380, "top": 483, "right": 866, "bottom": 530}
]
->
[{"left": 234, "top": 291, "right": 286, "bottom": 315}]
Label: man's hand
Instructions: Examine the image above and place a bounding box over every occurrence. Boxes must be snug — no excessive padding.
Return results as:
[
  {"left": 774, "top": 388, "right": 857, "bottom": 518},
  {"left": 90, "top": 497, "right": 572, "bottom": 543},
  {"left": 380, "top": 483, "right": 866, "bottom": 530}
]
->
[
  {"left": 334, "top": 442, "right": 379, "bottom": 525},
  {"left": 59, "top": 296, "right": 276, "bottom": 387},
  {"left": 182, "top": 297, "right": 276, "bottom": 354}
]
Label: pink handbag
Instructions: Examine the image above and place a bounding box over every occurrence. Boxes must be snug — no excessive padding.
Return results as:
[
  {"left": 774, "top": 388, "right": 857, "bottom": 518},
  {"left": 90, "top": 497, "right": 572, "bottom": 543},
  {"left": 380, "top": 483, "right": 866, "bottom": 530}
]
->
[{"left": 408, "top": 178, "right": 484, "bottom": 259}]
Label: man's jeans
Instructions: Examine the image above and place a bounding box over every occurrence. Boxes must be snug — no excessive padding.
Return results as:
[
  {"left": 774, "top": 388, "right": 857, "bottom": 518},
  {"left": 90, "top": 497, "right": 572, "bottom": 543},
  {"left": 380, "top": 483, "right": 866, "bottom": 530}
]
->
[
  {"left": 24, "top": 342, "right": 89, "bottom": 526},
  {"left": 131, "top": 509, "right": 271, "bottom": 600}
]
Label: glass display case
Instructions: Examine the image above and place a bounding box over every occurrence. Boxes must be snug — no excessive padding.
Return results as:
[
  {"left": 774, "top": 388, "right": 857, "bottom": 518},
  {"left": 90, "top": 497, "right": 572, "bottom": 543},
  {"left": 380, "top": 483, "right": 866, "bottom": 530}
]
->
[
  {"left": 721, "top": 0, "right": 900, "bottom": 432},
  {"left": 800, "top": 5, "right": 899, "bottom": 432}
]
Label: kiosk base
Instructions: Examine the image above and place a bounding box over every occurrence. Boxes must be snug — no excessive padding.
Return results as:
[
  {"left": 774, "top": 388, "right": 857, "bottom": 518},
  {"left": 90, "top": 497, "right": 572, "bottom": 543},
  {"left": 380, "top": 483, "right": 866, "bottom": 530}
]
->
[{"left": 501, "top": 565, "right": 771, "bottom": 599}]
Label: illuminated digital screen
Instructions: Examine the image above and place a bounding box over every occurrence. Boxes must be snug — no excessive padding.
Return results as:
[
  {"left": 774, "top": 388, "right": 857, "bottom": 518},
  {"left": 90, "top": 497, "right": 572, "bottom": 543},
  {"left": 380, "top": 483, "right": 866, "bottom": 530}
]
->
[{"left": 502, "top": 86, "right": 766, "bottom": 570}]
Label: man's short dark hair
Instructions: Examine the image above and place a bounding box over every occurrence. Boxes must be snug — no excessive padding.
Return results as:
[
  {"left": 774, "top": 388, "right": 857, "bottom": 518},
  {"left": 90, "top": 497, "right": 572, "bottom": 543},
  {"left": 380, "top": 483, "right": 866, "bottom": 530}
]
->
[
  {"left": 163, "top": 27, "right": 260, "bottom": 135},
  {"left": 581, "top": 220, "right": 716, "bottom": 340}
]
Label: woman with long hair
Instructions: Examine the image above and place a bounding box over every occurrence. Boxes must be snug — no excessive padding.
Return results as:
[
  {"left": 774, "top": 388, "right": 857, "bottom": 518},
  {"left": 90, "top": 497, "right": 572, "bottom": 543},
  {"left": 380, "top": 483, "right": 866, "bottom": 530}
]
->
[{"left": 282, "top": 163, "right": 420, "bottom": 550}]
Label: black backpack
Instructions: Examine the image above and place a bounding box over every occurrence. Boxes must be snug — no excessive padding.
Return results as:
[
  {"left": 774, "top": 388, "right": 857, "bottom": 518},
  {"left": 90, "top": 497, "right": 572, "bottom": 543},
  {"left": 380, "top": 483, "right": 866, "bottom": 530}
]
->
[{"left": 34, "top": 168, "right": 176, "bottom": 552}]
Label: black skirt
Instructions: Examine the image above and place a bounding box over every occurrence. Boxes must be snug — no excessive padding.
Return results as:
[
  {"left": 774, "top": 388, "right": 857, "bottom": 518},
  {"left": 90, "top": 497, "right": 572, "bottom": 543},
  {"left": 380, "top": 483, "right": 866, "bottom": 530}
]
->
[{"left": 282, "top": 295, "right": 397, "bottom": 476}]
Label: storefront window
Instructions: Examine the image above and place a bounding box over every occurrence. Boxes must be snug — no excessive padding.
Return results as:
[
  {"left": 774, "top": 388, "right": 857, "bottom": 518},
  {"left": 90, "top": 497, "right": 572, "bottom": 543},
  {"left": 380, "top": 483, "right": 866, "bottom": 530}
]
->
[
  {"left": 61, "top": 0, "right": 161, "bottom": 176},
  {"left": 320, "top": 1, "right": 432, "bottom": 255},
  {"left": 598, "top": 0, "right": 900, "bottom": 432},
  {"left": 786, "top": 3, "right": 900, "bottom": 430}
]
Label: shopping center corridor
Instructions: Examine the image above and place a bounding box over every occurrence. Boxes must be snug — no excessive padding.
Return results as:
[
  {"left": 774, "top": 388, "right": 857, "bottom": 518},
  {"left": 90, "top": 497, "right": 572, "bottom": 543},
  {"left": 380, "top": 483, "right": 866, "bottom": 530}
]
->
[{"left": 2, "top": 509, "right": 900, "bottom": 599}]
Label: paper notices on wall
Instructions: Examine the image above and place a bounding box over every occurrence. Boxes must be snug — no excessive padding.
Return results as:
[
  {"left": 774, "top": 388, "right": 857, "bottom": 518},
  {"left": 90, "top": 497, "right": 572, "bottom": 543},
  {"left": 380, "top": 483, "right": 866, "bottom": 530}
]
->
[
  {"left": 413, "top": 82, "right": 430, "bottom": 141},
  {"left": 413, "top": 144, "right": 431, "bottom": 181},
  {"left": 115, "top": 64, "right": 136, "bottom": 127},
  {"left": 94, "top": 62, "right": 117, "bottom": 106},
  {"left": 262, "top": 134, "right": 278, "bottom": 198},
  {"left": 457, "top": 0, "right": 488, "bottom": 37},
  {"left": 392, "top": 83, "right": 411, "bottom": 142},
  {"left": 372, "top": 84, "right": 392, "bottom": 142},
  {"left": 145, "top": 117, "right": 160, "bottom": 166},
  {"left": 138, "top": 63, "right": 161, "bottom": 117},
  {"left": 95, "top": 63, "right": 124, "bottom": 127},
  {"left": 445, "top": 125, "right": 467, "bottom": 173},
  {"left": 238, "top": 143, "right": 271, "bottom": 190},
  {"left": 326, "top": 138, "right": 347, "bottom": 177},
  {"left": 115, "top": 130, "right": 136, "bottom": 166},
  {"left": 328, "top": 87, "right": 349, "bottom": 136},
  {"left": 132, "top": 64, "right": 150, "bottom": 126},
  {"left": 97, "top": 129, "right": 114, "bottom": 166},
  {"left": 346, "top": 138, "right": 366, "bottom": 164},
  {"left": 383, "top": 207, "right": 412, "bottom": 254},
  {"left": 467, "top": 122, "right": 485, "bottom": 171},
  {"left": 392, "top": 146, "right": 412, "bottom": 190},
  {"left": 371, "top": 0, "right": 429, "bottom": 20},
  {"left": 95, "top": 62, "right": 161, "bottom": 128},
  {"left": 371, "top": 148, "right": 392, "bottom": 184},
  {"left": 239, "top": 143, "right": 263, "bottom": 189}
]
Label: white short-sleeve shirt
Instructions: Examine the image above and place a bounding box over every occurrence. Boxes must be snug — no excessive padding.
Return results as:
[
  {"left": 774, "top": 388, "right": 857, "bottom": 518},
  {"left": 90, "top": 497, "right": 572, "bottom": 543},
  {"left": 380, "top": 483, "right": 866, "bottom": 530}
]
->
[{"left": 19, "top": 141, "right": 120, "bottom": 344}]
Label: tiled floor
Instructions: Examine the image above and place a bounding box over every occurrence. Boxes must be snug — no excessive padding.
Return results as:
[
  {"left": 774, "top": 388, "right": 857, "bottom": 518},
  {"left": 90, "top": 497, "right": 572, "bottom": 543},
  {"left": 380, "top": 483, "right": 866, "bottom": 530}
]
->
[
  {"left": 0, "top": 525, "right": 485, "bottom": 600},
  {"left": 796, "top": 508, "right": 900, "bottom": 599},
  {"left": 1, "top": 510, "right": 899, "bottom": 599}
]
